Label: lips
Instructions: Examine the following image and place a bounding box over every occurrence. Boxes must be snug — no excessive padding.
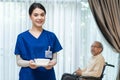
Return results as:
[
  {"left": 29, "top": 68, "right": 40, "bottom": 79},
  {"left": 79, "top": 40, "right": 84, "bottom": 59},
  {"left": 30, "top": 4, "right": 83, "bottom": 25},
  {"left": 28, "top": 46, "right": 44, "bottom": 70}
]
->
[{"left": 36, "top": 20, "right": 43, "bottom": 24}]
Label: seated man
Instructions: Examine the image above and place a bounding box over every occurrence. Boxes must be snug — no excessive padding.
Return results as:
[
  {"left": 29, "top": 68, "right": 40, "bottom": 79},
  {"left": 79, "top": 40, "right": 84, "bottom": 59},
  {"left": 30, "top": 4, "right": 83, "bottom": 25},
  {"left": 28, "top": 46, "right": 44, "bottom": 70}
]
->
[{"left": 75, "top": 41, "right": 105, "bottom": 78}]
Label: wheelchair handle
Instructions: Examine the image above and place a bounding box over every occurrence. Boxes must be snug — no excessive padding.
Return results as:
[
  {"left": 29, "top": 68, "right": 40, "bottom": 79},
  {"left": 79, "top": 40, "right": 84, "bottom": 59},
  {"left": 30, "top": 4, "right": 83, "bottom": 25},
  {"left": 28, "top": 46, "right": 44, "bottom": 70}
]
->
[{"left": 105, "top": 62, "right": 115, "bottom": 67}]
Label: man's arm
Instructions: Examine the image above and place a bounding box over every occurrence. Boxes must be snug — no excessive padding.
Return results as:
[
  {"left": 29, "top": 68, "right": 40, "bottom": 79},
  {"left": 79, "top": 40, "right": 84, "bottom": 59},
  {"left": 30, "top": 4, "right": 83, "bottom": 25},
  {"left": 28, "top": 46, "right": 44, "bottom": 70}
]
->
[{"left": 81, "top": 59, "right": 105, "bottom": 77}]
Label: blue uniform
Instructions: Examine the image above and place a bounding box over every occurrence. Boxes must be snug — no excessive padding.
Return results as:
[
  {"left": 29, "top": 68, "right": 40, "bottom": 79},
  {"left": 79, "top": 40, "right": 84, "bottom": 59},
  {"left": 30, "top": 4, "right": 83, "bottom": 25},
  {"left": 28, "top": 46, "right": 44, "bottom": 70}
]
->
[{"left": 14, "top": 29, "right": 62, "bottom": 80}]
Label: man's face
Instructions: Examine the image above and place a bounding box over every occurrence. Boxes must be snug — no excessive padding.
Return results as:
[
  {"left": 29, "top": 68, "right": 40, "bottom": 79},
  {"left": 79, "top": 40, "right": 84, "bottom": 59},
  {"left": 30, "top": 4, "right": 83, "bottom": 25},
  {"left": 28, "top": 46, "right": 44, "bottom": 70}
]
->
[{"left": 91, "top": 42, "right": 102, "bottom": 56}]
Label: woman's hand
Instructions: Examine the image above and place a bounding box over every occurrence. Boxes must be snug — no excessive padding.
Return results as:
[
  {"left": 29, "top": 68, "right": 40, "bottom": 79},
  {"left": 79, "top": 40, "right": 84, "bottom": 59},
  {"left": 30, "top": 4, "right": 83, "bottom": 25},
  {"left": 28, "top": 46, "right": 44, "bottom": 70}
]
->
[
  {"left": 44, "top": 59, "right": 57, "bottom": 70},
  {"left": 29, "top": 60, "right": 38, "bottom": 69}
]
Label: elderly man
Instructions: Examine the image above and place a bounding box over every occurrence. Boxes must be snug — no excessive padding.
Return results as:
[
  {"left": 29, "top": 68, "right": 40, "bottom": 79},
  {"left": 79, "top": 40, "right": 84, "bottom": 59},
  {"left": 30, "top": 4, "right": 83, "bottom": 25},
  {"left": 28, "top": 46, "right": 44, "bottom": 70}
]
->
[
  {"left": 75, "top": 41, "right": 105, "bottom": 78},
  {"left": 61, "top": 41, "right": 105, "bottom": 80}
]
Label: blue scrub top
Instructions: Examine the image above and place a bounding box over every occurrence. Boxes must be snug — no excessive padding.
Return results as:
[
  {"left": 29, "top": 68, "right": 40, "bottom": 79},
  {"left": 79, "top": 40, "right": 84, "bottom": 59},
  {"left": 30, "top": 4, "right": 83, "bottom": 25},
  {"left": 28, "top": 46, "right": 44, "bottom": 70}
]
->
[{"left": 14, "top": 29, "right": 62, "bottom": 80}]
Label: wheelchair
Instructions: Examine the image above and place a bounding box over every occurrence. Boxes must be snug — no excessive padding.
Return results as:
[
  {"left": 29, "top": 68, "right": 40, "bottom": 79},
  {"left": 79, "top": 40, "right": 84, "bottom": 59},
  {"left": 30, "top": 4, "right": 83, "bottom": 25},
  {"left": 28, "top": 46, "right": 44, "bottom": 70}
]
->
[{"left": 61, "top": 62, "right": 114, "bottom": 80}]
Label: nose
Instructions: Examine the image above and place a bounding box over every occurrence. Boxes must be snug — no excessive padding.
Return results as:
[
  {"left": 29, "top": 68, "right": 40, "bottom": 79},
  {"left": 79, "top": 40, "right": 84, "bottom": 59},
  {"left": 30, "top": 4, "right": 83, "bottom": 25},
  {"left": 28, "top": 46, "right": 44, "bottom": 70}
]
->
[{"left": 38, "top": 15, "right": 42, "bottom": 19}]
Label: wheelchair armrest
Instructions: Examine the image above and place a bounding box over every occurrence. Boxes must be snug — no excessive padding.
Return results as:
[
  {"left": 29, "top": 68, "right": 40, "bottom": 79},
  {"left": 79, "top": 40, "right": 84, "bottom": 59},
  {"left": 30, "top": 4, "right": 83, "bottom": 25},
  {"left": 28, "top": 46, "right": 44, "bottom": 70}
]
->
[
  {"left": 79, "top": 76, "right": 100, "bottom": 79},
  {"left": 105, "top": 62, "right": 115, "bottom": 67}
]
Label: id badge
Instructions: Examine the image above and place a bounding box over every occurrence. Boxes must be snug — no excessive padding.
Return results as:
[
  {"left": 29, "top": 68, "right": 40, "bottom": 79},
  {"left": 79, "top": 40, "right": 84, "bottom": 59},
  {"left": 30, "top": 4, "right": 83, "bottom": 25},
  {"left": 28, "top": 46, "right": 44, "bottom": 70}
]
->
[
  {"left": 45, "top": 50, "right": 52, "bottom": 58},
  {"left": 45, "top": 46, "right": 52, "bottom": 58}
]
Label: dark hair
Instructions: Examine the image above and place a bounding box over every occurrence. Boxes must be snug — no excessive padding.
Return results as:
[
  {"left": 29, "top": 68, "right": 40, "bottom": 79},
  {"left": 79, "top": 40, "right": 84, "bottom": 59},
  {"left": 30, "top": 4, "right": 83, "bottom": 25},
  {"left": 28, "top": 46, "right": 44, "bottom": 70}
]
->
[{"left": 29, "top": 2, "right": 46, "bottom": 16}]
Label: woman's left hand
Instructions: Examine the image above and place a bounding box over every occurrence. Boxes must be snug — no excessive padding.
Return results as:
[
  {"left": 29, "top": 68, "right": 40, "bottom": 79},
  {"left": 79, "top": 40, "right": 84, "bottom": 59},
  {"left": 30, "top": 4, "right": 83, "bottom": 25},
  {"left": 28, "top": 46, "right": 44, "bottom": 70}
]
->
[{"left": 44, "top": 59, "right": 57, "bottom": 70}]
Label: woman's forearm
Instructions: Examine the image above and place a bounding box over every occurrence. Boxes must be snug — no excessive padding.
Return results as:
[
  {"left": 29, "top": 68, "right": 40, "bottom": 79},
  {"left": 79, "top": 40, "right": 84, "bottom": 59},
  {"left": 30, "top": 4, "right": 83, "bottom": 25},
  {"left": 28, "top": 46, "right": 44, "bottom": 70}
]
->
[
  {"left": 16, "top": 55, "right": 30, "bottom": 67},
  {"left": 52, "top": 53, "right": 57, "bottom": 62}
]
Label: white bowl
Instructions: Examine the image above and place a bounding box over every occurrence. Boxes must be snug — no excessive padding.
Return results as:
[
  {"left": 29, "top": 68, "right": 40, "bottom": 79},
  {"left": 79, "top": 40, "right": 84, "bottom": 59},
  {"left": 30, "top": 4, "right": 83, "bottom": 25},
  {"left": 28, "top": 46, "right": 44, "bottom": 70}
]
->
[{"left": 34, "top": 58, "right": 50, "bottom": 66}]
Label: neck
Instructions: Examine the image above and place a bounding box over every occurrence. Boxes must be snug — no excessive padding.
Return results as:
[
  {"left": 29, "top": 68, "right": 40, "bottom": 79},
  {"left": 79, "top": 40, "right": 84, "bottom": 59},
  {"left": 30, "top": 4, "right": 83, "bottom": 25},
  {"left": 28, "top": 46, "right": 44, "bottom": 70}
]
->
[{"left": 31, "top": 26, "right": 43, "bottom": 32}]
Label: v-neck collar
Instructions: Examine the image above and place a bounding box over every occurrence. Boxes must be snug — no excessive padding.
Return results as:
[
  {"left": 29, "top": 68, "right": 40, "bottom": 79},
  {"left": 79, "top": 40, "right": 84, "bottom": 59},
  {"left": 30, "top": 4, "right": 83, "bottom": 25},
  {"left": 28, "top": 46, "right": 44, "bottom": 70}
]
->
[{"left": 27, "top": 29, "right": 44, "bottom": 40}]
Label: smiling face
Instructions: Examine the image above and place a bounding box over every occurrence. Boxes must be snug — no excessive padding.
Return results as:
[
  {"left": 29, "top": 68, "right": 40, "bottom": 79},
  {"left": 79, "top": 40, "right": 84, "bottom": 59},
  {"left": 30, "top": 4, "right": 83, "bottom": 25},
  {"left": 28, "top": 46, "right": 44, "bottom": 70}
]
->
[{"left": 30, "top": 8, "right": 46, "bottom": 28}]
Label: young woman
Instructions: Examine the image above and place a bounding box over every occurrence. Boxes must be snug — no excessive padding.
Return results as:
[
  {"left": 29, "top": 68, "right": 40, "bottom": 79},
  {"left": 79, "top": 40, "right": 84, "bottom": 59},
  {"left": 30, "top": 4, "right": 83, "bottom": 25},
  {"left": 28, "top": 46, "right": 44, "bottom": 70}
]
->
[{"left": 14, "top": 2, "right": 62, "bottom": 80}]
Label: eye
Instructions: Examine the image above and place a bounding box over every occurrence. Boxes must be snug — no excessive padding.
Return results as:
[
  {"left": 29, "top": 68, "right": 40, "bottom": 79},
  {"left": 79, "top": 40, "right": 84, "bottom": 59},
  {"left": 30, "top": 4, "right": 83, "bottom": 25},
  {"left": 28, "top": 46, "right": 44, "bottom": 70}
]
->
[
  {"left": 34, "top": 13, "right": 39, "bottom": 17},
  {"left": 41, "top": 13, "right": 45, "bottom": 17},
  {"left": 91, "top": 45, "right": 99, "bottom": 48}
]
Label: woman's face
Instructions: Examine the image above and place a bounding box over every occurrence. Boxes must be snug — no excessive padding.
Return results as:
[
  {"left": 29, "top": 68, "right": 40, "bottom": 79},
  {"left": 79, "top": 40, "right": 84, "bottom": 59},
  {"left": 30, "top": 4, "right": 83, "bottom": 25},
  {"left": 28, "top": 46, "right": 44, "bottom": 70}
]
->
[{"left": 30, "top": 8, "right": 46, "bottom": 28}]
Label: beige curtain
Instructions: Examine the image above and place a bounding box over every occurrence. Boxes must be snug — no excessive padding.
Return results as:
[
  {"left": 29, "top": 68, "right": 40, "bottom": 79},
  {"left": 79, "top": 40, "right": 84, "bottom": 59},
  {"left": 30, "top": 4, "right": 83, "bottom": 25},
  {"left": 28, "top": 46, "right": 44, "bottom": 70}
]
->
[{"left": 88, "top": 0, "right": 120, "bottom": 80}]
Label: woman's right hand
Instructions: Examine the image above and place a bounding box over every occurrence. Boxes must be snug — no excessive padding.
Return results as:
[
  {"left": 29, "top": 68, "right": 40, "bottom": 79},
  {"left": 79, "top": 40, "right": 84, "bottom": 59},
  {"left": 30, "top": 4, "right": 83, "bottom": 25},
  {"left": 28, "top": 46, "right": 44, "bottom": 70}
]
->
[{"left": 29, "top": 60, "right": 38, "bottom": 69}]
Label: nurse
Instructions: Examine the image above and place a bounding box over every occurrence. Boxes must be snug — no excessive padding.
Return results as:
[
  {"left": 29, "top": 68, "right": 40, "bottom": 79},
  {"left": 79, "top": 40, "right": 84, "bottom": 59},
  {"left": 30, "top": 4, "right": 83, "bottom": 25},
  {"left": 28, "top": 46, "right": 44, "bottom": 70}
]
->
[{"left": 14, "top": 2, "right": 62, "bottom": 80}]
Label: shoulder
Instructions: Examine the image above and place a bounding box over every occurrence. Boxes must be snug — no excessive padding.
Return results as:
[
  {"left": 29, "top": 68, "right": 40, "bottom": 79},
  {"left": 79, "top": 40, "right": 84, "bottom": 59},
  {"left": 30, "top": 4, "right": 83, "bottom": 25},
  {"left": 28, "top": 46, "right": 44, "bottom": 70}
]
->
[
  {"left": 44, "top": 29, "right": 56, "bottom": 37},
  {"left": 97, "top": 54, "right": 105, "bottom": 62},
  {"left": 17, "top": 30, "right": 29, "bottom": 38},
  {"left": 99, "top": 54, "right": 104, "bottom": 59},
  {"left": 44, "top": 29, "right": 55, "bottom": 34}
]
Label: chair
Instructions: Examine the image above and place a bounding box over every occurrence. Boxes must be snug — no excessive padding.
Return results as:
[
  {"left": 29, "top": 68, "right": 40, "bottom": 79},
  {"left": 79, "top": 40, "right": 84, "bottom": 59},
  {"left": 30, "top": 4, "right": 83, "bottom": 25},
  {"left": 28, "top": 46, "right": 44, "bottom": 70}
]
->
[{"left": 79, "top": 62, "right": 115, "bottom": 80}]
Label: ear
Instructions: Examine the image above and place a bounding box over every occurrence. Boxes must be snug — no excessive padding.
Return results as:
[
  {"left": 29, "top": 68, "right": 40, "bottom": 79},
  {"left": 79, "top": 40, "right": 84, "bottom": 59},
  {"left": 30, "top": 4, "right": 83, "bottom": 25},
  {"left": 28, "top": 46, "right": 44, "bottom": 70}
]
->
[{"left": 99, "top": 48, "right": 102, "bottom": 53}]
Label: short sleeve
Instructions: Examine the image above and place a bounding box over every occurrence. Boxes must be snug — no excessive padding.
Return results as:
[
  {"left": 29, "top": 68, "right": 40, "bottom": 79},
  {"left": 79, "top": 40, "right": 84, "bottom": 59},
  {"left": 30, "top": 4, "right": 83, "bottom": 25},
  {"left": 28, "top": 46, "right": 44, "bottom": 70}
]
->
[
  {"left": 52, "top": 34, "right": 62, "bottom": 53},
  {"left": 48, "top": 32, "right": 62, "bottom": 53},
  {"left": 14, "top": 35, "right": 22, "bottom": 55}
]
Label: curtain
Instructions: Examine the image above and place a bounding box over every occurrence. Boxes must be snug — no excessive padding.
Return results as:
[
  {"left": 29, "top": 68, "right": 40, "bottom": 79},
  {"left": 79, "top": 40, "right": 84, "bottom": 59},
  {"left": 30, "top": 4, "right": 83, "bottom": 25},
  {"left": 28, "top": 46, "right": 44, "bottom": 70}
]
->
[
  {"left": 117, "top": 55, "right": 120, "bottom": 80},
  {"left": 88, "top": 0, "right": 120, "bottom": 80},
  {"left": 0, "top": 0, "right": 119, "bottom": 80}
]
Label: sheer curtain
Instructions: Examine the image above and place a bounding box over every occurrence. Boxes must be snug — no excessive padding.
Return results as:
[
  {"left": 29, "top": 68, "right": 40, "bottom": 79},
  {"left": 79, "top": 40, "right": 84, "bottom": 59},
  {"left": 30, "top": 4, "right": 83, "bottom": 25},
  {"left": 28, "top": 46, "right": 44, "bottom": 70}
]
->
[{"left": 0, "top": 0, "right": 119, "bottom": 80}]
